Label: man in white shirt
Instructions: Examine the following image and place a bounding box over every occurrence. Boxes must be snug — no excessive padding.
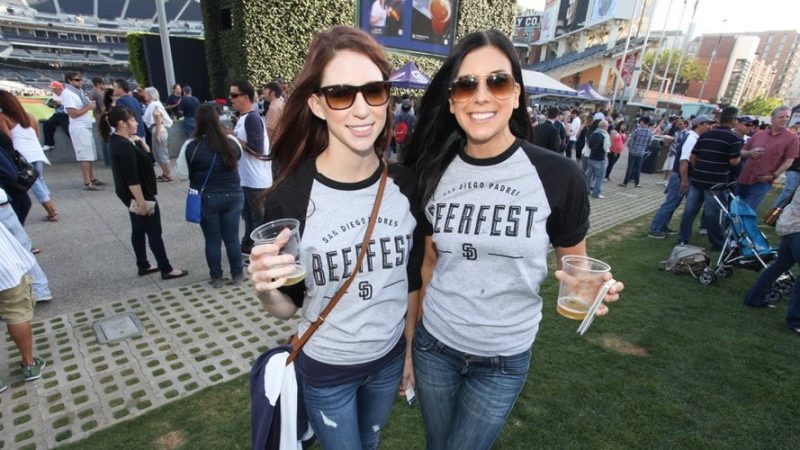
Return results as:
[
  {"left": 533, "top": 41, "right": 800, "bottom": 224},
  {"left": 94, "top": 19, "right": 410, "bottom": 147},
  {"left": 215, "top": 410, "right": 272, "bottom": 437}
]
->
[
  {"left": 567, "top": 109, "right": 581, "bottom": 160},
  {"left": 229, "top": 80, "right": 272, "bottom": 255},
  {"left": 60, "top": 72, "right": 101, "bottom": 190},
  {"left": 648, "top": 116, "right": 714, "bottom": 238}
]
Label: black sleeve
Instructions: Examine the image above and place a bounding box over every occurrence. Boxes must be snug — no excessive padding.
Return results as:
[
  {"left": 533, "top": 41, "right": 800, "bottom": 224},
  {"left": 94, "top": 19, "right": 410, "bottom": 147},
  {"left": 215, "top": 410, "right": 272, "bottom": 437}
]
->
[
  {"left": 244, "top": 112, "right": 266, "bottom": 155},
  {"left": 520, "top": 140, "right": 589, "bottom": 247},
  {"left": 389, "top": 164, "right": 423, "bottom": 292},
  {"left": 263, "top": 161, "right": 315, "bottom": 307},
  {"left": 114, "top": 140, "right": 141, "bottom": 186},
  {"left": 547, "top": 126, "right": 560, "bottom": 152}
]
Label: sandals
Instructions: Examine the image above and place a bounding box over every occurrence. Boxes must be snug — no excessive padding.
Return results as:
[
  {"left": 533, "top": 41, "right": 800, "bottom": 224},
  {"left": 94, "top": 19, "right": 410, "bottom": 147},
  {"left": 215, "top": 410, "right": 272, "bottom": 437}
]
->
[
  {"left": 44, "top": 214, "right": 58, "bottom": 222},
  {"left": 157, "top": 175, "right": 174, "bottom": 182},
  {"left": 83, "top": 182, "right": 102, "bottom": 191}
]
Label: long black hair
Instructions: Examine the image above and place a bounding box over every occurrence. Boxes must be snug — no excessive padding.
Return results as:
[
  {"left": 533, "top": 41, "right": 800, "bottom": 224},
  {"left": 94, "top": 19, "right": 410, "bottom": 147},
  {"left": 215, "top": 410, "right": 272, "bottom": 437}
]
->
[
  {"left": 193, "top": 103, "right": 238, "bottom": 170},
  {"left": 402, "top": 30, "right": 532, "bottom": 204},
  {"left": 99, "top": 105, "right": 134, "bottom": 143}
]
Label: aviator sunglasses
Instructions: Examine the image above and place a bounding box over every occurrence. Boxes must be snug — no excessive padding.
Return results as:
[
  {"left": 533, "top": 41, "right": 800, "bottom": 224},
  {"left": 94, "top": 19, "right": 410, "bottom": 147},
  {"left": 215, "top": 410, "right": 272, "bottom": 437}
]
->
[
  {"left": 449, "top": 72, "right": 516, "bottom": 103},
  {"left": 316, "top": 81, "right": 392, "bottom": 110}
]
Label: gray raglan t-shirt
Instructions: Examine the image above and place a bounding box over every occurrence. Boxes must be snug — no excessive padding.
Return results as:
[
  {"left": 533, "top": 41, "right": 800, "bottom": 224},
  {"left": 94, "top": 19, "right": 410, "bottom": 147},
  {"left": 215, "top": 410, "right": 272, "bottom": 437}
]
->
[
  {"left": 423, "top": 139, "right": 589, "bottom": 356},
  {"left": 265, "top": 159, "right": 423, "bottom": 365}
]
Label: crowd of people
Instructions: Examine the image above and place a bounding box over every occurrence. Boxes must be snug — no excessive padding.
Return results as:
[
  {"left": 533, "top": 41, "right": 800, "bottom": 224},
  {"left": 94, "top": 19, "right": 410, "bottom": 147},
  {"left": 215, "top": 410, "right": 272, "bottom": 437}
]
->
[{"left": 2, "top": 21, "right": 799, "bottom": 449}]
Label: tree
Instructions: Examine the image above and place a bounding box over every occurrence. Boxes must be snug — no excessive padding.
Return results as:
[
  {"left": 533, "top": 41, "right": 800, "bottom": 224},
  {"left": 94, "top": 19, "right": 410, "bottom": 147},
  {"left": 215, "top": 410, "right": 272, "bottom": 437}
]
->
[
  {"left": 740, "top": 96, "right": 784, "bottom": 116},
  {"left": 641, "top": 49, "right": 706, "bottom": 87}
]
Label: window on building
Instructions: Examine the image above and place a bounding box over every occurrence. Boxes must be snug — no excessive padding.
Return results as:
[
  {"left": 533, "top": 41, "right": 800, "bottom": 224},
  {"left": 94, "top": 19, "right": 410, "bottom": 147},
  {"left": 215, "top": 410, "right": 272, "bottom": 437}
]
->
[
  {"left": 767, "top": 35, "right": 774, "bottom": 44},
  {"left": 780, "top": 34, "right": 788, "bottom": 43}
]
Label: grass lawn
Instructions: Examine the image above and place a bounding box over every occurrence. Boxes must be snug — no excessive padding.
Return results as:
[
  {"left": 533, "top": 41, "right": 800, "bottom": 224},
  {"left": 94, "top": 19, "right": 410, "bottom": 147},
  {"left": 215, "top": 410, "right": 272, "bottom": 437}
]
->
[
  {"left": 59, "top": 211, "right": 800, "bottom": 449},
  {"left": 17, "top": 96, "right": 53, "bottom": 122}
]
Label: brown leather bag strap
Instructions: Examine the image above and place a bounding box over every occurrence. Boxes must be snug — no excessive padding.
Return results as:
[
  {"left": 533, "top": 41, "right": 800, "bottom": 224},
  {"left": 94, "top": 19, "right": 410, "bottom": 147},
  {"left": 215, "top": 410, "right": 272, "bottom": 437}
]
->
[{"left": 286, "top": 161, "right": 389, "bottom": 365}]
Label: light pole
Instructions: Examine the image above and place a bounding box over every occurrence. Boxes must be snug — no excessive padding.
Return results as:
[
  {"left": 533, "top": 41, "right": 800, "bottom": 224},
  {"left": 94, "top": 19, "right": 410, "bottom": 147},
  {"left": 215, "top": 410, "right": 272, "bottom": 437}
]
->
[
  {"left": 155, "top": 0, "right": 176, "bottom": 93},
  {"left": 611, "top": 0, "right": 644, "bottom": 112},
  {"left": 698, "top": 19, "right": 726, "bottom": 102}
]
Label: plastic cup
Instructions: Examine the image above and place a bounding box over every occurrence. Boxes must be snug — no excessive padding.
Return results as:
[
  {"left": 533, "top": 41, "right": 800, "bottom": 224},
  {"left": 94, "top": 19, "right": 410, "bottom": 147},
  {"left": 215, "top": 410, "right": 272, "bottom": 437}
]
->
[
  {"left": 250, "top": 219, "right": 306, "bottom": 286},
  {"left": 556, "top": 255, "right": 611, "bottom": 321}
]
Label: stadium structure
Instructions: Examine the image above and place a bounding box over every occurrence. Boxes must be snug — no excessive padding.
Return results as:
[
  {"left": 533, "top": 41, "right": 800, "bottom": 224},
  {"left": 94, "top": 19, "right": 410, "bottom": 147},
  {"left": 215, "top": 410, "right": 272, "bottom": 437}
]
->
[{"left": 0, "top": 0, "right": 204, "bottom": 93}]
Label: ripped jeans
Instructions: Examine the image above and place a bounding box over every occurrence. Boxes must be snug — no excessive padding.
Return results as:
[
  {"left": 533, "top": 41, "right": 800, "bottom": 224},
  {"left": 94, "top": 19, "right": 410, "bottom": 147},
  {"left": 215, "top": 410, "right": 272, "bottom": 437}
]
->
[{"left": 302, "top": 352, "right": 404, "bottom": 450}]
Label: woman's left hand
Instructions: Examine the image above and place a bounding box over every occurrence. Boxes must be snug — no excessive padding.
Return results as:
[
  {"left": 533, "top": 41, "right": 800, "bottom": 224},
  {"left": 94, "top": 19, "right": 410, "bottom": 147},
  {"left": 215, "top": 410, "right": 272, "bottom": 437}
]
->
[
  {"left": 398, "top": 353, "right": 415, "bottom": 395},
  {"left": 554, "top": 270, "right": 624, "bottom": 316}
]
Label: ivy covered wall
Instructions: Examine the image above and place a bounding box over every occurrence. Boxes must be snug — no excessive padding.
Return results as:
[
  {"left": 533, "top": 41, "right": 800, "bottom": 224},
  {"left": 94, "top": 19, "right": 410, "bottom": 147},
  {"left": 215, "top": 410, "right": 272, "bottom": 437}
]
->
[{"left": 200, "top": 0, "right": 516, "bottom": 98}]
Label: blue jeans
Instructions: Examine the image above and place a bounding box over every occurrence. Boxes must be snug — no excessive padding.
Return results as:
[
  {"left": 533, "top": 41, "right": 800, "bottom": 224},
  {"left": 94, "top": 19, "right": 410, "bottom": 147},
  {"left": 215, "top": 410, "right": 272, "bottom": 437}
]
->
[
  {"left": 29, "top": 161, "right": 51, "bottom": 203},
  {"left": 744, "top": 233, "right": 800, "bottom": 328},
  {"left": 0, "top": 204, "right": 51, "bottom": 301},
  {"left": 183, "top": 117, "right": 196, "bottom": 139},
  {"left": 737, "top": 182, "right": 772, "bottom": 212},
  {"left": 241, "top": 187, "right": 267, "bottom": 253},
  {"left": 623, "top": 154, "right": 645, "bottom": 186},
  {"left": 679, "top": 185, "right": 725, "bottom": 248},
  {"left": 773, "top": 171, "right": 800, "bottom": 208},
  {"left": 128, "top": 203, "right": 173, "bottom": 275},
  {"left": 200, "top": 191, "right": 244, "bottom": 280},
  {"left": 585, "top": 158, "right": 606, "bottom": 197},
  {"left": 413, "top": 322, "right": 531, "bottom": 450},
  {"left": 302, "top": 352, "right": 404, "bottom": 450},
  {"left": 650, "top": 173, "right": 686, "bottom": 233}
]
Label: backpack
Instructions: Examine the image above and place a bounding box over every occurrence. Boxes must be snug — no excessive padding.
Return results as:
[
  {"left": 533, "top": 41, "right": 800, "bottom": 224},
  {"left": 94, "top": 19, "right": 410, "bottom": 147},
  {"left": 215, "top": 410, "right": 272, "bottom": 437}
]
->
[
  {"left": 394, "top": 119, "right": 409, "bottom": 144},
  {"left": 659, "top": 244, "right": 710, "bottom": 277}
]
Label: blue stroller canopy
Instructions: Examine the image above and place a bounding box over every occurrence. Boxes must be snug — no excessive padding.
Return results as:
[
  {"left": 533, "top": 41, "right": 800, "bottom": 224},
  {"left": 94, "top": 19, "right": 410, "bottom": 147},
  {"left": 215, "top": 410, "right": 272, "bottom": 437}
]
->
[{"left": 728, "top": 197, "right": 773, "bottom": 258}]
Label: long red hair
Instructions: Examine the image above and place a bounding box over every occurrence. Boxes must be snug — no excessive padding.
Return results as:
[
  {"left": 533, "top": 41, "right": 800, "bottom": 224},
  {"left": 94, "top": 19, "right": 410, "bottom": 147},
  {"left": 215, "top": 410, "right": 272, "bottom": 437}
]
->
[{"left": 0, "top": 90, "right": 32, "bottom": 128}]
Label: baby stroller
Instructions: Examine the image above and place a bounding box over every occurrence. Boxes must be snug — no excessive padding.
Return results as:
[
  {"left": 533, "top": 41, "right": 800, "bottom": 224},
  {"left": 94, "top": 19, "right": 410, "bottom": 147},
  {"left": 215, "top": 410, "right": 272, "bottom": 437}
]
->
[{"left": 704, "top": 183, "right": 794, "bottom": 295}]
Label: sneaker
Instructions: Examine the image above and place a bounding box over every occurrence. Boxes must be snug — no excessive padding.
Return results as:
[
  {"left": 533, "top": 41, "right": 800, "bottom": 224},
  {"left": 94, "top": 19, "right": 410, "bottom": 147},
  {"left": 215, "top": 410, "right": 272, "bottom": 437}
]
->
[
  {"left": 41, "top": 145, "right": 52, "bottom": 151},
  {"left": 634, "top": 184, "right": 643, "bottom": 188},
  {"left": 699, "top": 228, "right": 708, "bottom": 235},
  {"left": 22, "top": 357, "right": 45, "bottom": 381},
  {"left": 231, "top": 273, "right": 245, "bottom": 284},
  {"left": 36, "top": 294, "right": 53, "bottom": 302},
  {"left": 211, "top": 278, "right": 223, "bottom": 289},
  {"left": 663, "top": 227, "right": 678, "bottom": 235},
  {"left": 618, "top": 183, "right": 627, "bottom": 187},
  {"left": 592, "top": 194, "right": 605, "bottom": 199},
  {"left": 648, "top": 231, "right": 668, "bottom": 239},
  {"left": 0, "top": 378, "right": 7, "bottom": 393},
  {"left": 787, "top": 326, "right": 800, "bottom": 335}
]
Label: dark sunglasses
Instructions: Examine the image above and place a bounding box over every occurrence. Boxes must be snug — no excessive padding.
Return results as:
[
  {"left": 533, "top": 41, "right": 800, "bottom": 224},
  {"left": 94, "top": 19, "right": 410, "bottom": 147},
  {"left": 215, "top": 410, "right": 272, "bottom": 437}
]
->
[
  {"left": 316, "top": 81, "right": 392, "bottom": 110},
  {"left": 449, "top": 72, "right": 516, "bottom": 103},
  {"left": 71, "top": 78, "right": 82, "bottom": 82},
  {"left": 229, "top": 92, "right": 242, "bottom": 99}
]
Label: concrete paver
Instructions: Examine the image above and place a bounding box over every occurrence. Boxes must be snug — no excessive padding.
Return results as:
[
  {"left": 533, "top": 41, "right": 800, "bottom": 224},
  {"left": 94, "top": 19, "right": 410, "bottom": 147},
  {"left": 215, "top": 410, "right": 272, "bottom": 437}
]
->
[{"left": 0, "top": 151, "right": 670, "bottom": 449}]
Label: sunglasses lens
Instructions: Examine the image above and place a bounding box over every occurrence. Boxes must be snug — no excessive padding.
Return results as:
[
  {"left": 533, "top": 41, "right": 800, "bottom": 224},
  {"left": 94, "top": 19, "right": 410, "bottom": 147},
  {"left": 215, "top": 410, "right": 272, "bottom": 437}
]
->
[
  {"left": 361, "top": 82, "right": 390, "bottom": 107},
  {"left": 486, "top": 73, "right": 514, "bottom": 99},
  {"left": 323, "top": 86, "right": 357, "bottom": 110},
  {"left": 450, "top": 77, "right": 479, "bottom": 102}
]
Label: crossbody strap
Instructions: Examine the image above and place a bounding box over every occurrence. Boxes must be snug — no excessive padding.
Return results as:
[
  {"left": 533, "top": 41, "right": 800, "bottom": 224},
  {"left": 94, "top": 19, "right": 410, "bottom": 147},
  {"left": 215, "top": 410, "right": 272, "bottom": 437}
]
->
[
  {"left": 199, "top": 153, "right": 217, "bottom": 193},
  {"left": 286, "top": 161, "right": 389, "bottom": 365}
]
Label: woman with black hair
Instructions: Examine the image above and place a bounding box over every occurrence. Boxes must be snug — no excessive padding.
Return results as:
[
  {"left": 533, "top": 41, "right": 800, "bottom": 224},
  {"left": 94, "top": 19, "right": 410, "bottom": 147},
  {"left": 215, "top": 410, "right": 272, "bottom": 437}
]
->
[
  {"left": 176, "top": 103, "right": 243, "bottom": 288},
  {"left": 403, "top": 30, "right": 624, "bottom": 449},
  {"left": 246, "top": 26, "right": 422, "bottom": 449},
  {"left": 99, "top": 106, "right": 187, "bottom": 280}
]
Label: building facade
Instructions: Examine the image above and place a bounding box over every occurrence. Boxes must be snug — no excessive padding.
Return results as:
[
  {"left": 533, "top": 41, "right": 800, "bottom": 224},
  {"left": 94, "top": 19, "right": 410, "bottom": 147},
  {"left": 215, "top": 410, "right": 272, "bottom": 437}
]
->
[{"left": 750, "top": 30, "right": 800, "bottom": 101}]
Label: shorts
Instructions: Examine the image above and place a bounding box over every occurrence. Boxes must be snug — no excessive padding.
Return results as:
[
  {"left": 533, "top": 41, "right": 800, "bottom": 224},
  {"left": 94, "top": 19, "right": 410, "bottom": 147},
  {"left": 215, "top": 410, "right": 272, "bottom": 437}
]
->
[
  {"left": 151, "top": 127, "right": 170, "bottom": 164},
  {"left": 69, "top": 125, "right": 98, "bottom": 161},
  {"left": 0, "top": 276, "right": 34, "bottom": 324}
]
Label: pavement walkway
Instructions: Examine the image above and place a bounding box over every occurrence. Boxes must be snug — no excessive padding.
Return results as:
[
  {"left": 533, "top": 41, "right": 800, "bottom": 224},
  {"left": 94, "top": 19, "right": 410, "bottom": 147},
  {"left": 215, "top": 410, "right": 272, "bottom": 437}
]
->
[{"left": 0, "top": 152, "right": 670, "bottom": 449}]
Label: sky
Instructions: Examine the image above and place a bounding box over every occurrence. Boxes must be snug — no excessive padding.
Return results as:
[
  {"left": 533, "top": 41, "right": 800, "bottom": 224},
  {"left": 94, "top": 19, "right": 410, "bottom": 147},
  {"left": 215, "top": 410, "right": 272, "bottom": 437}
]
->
[{"left": 516, "top": 0, "right": 800, "bottom": 38}]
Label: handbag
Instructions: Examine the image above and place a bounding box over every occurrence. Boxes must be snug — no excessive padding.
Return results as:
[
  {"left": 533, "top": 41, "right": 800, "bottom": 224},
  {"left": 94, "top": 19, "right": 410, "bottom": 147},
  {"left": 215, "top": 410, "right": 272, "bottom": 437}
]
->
[
  {"left": 249, "top": 163, "right": 388, "bottom": 450},
  {"left": 764, "top": 185, "right": 799, "bottom": 227},
  {"left": 0, "top": 138, "right": 37, "bottom": 193},
  {"left": 185, "top": 145, "right": 216, "bottom": 224}
]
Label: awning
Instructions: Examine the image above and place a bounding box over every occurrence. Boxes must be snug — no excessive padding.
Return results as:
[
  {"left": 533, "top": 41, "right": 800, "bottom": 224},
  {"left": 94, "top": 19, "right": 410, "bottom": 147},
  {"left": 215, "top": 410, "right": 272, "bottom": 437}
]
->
[
  {"left": 521, "top": 70, "right": 577, "bottom": 97},
  {"left": 389, "top": 61, "right": 431, "bottom": 90},
  {"left": 576, "top": 83, "right": 609, "bottom": 102}
]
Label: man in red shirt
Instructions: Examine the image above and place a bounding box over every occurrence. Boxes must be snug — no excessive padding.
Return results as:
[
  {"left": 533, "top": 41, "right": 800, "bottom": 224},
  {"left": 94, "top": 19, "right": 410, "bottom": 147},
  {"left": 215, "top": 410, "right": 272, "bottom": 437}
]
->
[{"left": 737, "top": 106, "right": 800, "bottom": 211}]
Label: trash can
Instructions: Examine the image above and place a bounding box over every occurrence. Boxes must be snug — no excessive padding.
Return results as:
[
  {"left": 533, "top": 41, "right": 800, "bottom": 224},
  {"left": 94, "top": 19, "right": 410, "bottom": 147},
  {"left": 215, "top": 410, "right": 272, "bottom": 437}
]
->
[{"left": 642, "top": 138, "right": 669, "bottom": 174}]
